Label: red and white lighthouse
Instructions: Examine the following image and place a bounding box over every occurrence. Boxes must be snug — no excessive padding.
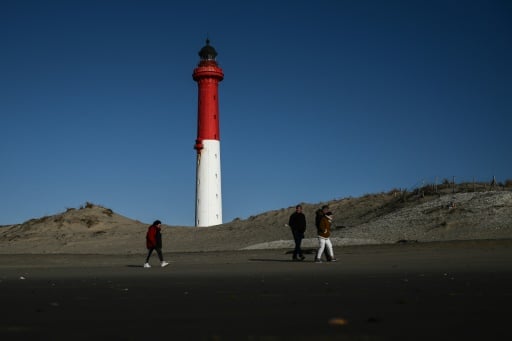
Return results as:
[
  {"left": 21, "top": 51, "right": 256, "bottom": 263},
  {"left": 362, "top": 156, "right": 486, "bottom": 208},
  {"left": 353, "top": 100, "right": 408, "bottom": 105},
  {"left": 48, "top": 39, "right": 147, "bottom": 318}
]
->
[{"left": 193, "top": 39, "right": 224, "bottom": 227}]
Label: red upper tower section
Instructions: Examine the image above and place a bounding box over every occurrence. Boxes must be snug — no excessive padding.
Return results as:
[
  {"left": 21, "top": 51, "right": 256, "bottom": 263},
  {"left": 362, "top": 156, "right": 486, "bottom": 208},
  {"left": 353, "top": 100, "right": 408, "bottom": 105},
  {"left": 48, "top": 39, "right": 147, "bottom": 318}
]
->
[{"left": 193, "top": 39, "right": 224, "bottom": 152}]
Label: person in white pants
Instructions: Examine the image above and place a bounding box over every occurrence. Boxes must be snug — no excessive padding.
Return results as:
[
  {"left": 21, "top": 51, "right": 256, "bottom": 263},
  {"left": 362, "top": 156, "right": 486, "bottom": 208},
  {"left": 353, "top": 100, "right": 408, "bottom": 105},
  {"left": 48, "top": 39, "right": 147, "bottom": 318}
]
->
[{"left": 315, "top": 212, "right": 336, "bottom": 263}]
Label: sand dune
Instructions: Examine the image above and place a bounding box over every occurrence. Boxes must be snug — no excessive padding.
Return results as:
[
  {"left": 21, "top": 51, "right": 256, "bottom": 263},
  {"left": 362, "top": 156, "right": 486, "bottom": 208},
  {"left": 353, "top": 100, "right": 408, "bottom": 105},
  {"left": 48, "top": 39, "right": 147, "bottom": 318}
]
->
[{"left": 1, "top": 189, "right": 511, "bottom": 254}]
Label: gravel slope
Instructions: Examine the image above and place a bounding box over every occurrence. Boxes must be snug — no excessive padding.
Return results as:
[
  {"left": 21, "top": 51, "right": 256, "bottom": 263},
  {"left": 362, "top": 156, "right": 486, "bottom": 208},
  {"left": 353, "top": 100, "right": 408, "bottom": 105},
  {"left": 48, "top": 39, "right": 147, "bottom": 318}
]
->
[{"left": 1, "top": 190, "right": 511, "bottom": 254}]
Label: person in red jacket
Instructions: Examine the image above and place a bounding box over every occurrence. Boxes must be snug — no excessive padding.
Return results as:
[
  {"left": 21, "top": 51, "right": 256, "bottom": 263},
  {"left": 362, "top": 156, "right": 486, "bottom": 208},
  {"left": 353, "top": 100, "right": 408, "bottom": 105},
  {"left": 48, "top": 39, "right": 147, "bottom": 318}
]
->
[{"left": 144, "top": 220, "right": 169, "bottom": 268}]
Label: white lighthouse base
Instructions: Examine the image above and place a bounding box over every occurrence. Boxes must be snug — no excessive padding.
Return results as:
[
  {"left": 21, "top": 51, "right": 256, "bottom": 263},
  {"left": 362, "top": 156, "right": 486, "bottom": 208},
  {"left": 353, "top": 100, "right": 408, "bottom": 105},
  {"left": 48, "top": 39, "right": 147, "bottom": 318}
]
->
[{"left": 195, "top": 139, "right": 222, "bottom": 227}]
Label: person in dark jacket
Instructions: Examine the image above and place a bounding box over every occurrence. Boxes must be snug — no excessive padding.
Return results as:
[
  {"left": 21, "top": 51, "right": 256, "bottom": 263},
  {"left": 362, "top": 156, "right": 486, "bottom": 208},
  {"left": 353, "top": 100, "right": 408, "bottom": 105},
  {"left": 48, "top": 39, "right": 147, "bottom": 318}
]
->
[
  {"left": 144, "top": 220, "right": 169, "bottom": 268},
  {"left": 289, "top": 204, "right": 307, "bottom": 261}
]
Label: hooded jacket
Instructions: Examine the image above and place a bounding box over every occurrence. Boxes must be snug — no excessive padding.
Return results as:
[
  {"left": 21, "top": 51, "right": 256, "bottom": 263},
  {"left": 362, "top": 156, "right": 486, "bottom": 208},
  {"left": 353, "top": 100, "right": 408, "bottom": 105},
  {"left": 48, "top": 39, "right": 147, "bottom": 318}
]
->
[
  {"left": 146, "top": 224, "right": 162, "bottom": 249},
  {"left": 317, "top": 215, "right": 332, "bottom": 238}
]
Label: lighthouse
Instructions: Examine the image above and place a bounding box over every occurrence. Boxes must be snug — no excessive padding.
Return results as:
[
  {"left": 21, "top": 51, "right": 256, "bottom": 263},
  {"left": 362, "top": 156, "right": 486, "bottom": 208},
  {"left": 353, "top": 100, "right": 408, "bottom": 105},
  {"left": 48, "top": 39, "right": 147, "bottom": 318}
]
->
[{"left": 193, "top": 39, "right": 224, "bottom": 227}]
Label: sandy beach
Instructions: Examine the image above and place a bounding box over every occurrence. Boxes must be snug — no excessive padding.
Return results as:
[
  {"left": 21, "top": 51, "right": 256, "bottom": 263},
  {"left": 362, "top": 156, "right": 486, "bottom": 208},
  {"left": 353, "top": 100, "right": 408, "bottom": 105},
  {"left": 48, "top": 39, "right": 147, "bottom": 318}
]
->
[
  {"left": 1, "top": 190, "right": 511, "bottom": 339},
  {"left": 1, "top": 240, "right": 511, "bottom": 340}
]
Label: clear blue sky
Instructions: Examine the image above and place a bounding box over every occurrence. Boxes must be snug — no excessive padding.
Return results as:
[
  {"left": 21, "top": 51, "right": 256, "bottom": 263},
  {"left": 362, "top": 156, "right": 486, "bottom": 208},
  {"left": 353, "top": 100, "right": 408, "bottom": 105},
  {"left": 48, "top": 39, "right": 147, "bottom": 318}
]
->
[{"left": 1, "top": 0, "right": 511, "bottom": 226}]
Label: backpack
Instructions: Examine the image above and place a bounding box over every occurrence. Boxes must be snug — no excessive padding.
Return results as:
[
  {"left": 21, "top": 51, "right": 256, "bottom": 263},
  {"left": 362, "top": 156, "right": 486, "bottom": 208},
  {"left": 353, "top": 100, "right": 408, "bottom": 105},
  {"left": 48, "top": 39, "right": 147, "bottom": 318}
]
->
[{"left": 315, "top": 209, "right": 323, "bottom": 229}]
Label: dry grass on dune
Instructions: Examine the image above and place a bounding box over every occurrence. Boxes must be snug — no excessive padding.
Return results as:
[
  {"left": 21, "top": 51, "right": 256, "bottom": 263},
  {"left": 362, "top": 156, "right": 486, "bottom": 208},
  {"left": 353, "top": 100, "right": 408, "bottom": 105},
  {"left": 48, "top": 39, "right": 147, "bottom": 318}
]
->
[{"left": 1, "top": 183, "right": 512, "bottom": 254}]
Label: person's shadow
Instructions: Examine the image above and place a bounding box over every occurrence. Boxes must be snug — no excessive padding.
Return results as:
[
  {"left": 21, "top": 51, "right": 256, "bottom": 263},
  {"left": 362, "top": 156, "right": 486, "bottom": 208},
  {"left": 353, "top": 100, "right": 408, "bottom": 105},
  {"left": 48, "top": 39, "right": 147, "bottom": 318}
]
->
[
  {"left": 248, "top": 258, "right": 295, "bottom": 262},
  {"left": 249, "top": 248, "right": 317, "bottom": 262}
]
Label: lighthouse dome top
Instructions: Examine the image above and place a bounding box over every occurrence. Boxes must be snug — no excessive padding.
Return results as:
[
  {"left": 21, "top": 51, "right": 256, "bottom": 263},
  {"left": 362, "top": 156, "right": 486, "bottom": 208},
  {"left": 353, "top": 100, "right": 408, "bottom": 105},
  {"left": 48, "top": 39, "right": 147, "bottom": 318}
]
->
[{"left": 198, "top": 39, "right": 218, "bottom": 60}]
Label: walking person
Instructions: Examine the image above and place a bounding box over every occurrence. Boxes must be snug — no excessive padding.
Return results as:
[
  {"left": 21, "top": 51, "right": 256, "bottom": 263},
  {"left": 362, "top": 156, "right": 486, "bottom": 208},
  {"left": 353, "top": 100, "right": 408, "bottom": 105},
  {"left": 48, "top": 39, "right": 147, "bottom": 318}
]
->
[
  {"left": 315, "top": 211, "right": 337, "bottom": 263},
  {"left": 144, "top": 220, "right": 169, "bottom": 268},
  {"left": 315, "top": 205, "right": 332, "bottom": 261},
  {"left": 315, "top": 205, "right": 330, "bottom": 230},
  {"left": 289, "top": 204, "right": 307, "bottom": 261}
]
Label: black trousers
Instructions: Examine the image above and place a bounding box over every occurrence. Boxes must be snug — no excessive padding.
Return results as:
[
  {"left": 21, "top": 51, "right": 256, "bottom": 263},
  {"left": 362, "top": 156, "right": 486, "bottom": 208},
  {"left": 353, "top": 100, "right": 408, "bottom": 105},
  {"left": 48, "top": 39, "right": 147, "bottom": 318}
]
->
[
  {"left": 145, "top": 248, "right": 163, "bottom": 263},
  {"left": 292, "top": 230, "right": 304, "bottom": 258}
]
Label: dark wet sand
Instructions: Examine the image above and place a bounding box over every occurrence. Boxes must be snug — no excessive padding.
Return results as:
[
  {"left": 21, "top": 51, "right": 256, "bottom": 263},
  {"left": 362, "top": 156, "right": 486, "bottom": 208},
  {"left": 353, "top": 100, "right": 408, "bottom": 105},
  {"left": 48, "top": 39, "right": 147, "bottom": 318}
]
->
[{"left": 1, "top": 240, "right": 511, "bottom": 340}]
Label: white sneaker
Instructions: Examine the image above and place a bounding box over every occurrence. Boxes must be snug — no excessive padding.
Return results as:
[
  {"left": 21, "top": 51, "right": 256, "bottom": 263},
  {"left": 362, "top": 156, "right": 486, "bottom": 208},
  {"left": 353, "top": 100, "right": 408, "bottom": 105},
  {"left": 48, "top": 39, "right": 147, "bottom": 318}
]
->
[
  {"left": 161, "top": 261, "right": 169, "bottom": 268},
  {"left": 143, "top": 263, "right": 151, "bottom": 268}
]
